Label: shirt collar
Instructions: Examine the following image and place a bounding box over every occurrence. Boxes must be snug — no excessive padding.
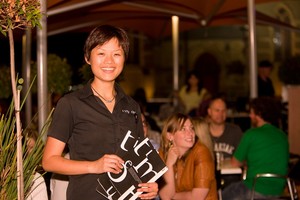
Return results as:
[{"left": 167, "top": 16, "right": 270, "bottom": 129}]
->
[{"left": 78, "top": 79, "right": 126, "bottom": 101}]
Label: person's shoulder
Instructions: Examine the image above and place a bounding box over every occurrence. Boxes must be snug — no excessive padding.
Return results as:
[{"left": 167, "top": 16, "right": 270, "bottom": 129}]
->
[
  {"left": 179, "top": 85, "right": 187, "bottom": 93},
  {"left": 190, "top": 142, "right": 212, "bottom": 162},
  {"left": 192, "top": 141, "right": 210, "bottom": 154},
  {"left": 264, "top": 124, "right": 287, "bottom": 136},
  {"left": 242, "top": 126, "right": 267, "bottom": 140},
  {"left": 57, "top": 88, "right": 85, "bottom": 104}
]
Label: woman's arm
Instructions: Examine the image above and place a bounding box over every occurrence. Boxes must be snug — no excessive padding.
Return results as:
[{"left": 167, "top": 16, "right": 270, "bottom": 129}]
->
[
  {"left": 159, "top": 166, "right": 176, "bottom": 200},
  {"left": 183, "top": 143, "right": 214, "bottom": 200},
  {"left": 159, "top": 146, "right": 179, "bottom": 200},
  {"left": 42, "top": 137, "right": 124, "bottom": 175},
  {"left": 172, "top": 188, "right": 209, "bottom": 200},
  {"left": 231, "top": 156, "right": 243, "bottom": 167}
]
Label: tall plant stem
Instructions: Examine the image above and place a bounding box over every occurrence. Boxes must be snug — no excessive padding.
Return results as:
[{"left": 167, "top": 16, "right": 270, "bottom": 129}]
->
[{"left": 8, "top": 28, "right": 24, "bottom": 200}]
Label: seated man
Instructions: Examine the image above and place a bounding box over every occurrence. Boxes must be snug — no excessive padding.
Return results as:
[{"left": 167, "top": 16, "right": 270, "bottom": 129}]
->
[
  {"left": 222, "top": 97, "right": 289, "bottom": 200},
  {"left": 207, "top": 97, "right": 244, "bottom": 188}
]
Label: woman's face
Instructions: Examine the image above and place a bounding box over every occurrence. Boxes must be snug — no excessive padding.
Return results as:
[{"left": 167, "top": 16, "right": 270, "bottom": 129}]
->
[
  {"left": 87, "top": 37, "right": 125, "bottom": 83},
  {"left": 188, "top": 74, "right": 199, "bottom": 87},
  {"left": 168, "top": 119, "right": 195, "bottom": 154}
]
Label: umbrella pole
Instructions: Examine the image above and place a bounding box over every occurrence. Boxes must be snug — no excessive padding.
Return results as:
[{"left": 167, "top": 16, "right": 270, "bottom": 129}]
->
[
  {"left": 37, "top": 0, "right": 48, "bottom": 139},
  {"left": 172, "top": 16, "right": 179, "bottom": 106},
  {"left": 248, "top": 0, "right": 258, "bottom": 99}
]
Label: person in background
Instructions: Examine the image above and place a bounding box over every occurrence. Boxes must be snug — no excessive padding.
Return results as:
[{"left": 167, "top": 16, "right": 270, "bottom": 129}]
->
[
  {"left": 257, "top": 60, "right": 275, "bottom": 97},
  {"left": 24, "top": 128, "right": 48, "bottom": 200},
  {"left": 207, "top": 96, "right": 244, "bottom": 189},
  {"left": 179, "top": 70, "right": 210, "bottom": 116},
  {"left": 222, "top": 97, "right": 289, "bottom": 200},
  {"left": 50, "top": 150, "right": 69, "bottom": 200},
  {"left": 192, "top": 117, "right": 214, "bottom": 161},
  {"left": 158, "top": 113, "right": 217, "bottom": 200},
  {"left": 141, "top": 112, "right": 160, "bottom": 150},
  {"left": 133, "top": 87, "right": 161, "bottom": 133},
  {"left": 207, "top": 97, "right": 243, "bottom": 159},
  {"left": 42, "top": 25, "right": 158, "bottom": 200}
]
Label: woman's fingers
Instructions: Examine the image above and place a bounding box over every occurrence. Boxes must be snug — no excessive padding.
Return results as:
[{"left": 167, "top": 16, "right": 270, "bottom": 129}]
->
[
  {"left": 138, "top": 182, "right": 158, "bottom": 199},
  {"left": 96, "top": 154, "right": 124, "bottom": 174}
]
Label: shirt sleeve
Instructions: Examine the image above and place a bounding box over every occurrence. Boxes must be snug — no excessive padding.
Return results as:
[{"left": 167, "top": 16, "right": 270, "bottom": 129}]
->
[
  {"left": 47, "top": 96, "right": 74, "bottom": 143},
  {"left": 193, "top": 144, "right": 215, "bottom": 188}
]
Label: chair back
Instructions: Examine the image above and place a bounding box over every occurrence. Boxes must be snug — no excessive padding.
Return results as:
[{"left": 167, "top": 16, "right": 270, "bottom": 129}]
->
[{"left": 250, "top": 173, "right": 298, "bottom": 200}]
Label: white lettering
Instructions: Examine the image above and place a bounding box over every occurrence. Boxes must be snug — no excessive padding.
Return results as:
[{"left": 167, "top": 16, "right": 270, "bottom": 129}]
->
[{"left": 120, "top": 131, "right": 135, "bottom": 151}]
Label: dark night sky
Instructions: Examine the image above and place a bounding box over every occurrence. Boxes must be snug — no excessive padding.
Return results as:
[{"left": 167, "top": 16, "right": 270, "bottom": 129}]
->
[
  {"left": 0, "top": 32, "right": 89, "bottom": 85},
  {"left": 47, "top": 32, "right": 89, "bottom": 84}
]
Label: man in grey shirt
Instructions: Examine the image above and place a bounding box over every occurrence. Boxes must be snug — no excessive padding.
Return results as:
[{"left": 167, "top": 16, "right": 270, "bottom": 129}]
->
[{"left": 207, "top": 97, "right": 244, "bottom": 188}]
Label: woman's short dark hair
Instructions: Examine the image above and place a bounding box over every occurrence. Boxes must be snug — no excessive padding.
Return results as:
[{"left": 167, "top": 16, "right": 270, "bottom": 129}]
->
[{"left": 83, "top": 25, "right": 130, "bottom": 61}]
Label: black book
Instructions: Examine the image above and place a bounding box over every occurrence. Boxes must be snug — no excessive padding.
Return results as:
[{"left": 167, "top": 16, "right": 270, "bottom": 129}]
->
[{"left": 96, "top": 130, "right": 168, "bottom": 200}]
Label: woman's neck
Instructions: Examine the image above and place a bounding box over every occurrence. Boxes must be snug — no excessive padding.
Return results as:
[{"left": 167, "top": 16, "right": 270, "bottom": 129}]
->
[{"left": 91, "top": 80, "right": 115, "bottom": 98}]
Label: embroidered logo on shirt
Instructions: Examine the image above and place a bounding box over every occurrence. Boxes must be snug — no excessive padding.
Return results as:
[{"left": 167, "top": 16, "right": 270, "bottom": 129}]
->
[{"left": 122, "top": 110, "right": 138, "bottom": 123}]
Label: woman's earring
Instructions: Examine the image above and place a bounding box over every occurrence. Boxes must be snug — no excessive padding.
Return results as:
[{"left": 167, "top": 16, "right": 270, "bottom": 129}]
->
[{"left": 168, "top": 140, "right": 173, "bottom": 148}]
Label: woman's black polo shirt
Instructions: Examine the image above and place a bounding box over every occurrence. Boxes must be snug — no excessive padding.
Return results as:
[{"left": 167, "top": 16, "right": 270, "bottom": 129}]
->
[{"left": 47, "top": 82, "right": 144, "bottom": 200}]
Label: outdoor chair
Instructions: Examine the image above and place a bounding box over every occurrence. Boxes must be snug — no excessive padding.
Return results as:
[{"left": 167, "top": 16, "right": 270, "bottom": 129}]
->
[{"left": 250, "top": 173, "right": 299, "bottom": 200}]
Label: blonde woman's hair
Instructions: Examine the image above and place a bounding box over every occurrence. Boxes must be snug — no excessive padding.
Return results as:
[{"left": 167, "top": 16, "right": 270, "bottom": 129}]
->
[
  {"left": 192, "top": 117, "right": 215, "bottom": 160},
  {"left": 160, "top": 113, "right": 191, "bottom": 161}
]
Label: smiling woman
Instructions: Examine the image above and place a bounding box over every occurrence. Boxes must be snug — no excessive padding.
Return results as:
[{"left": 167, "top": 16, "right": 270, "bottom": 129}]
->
[
  {"left": 158, "top": 113, "right": 218, "bottom": 200},
  {"left": 41, "top": 25, "right": 159, "bottom": 200}
]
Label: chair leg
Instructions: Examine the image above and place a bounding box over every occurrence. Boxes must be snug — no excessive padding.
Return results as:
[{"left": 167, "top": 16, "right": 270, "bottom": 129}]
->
[
  {"left": 218, "top": 189, "right": 223, "bottom": 200},
  {"left": 287, "top": 178, "right": 299, "bottom": 200}
]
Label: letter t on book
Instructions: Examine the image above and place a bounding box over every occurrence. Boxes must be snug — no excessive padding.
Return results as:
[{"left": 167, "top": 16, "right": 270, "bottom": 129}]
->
[{"left": 96, "top": 130, "right": 168, "bottom": 200}]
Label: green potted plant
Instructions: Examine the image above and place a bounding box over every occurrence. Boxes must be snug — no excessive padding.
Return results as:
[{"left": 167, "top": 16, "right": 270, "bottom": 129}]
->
[
  {"left": 0, "top": 97, "right": 53, "bottom": 200},
  {"left": 0, "top": 0, "right": 43, "bottom": 199},
  {"left": 31, "top": 54, "right": 72, "bottom": 94},
  {"left": 278, "top": 55, "right": 300, "bottom": 156},
  {"left": 31, "top": 53, "right": 72, "bottom": 107}
]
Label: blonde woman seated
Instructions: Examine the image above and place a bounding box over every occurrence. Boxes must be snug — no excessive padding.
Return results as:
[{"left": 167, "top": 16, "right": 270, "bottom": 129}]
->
[{"left": 159, "top": 113, "right": 217, "bottom": 200}]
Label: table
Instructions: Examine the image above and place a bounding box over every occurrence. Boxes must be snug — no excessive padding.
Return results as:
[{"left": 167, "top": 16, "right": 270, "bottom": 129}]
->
[{"left": 220, "top": 158, "right": 242, "bottom": 175}]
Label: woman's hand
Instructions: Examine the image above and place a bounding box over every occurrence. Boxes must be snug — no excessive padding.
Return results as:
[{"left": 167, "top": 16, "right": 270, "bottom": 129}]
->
[
  {"left": 138, "top": 182, "right": 158, "bottom": 199},
  {"left": 90, "top": 154, "right": 124, "bottom": 174},
  {"left": 166, "top": 145, "right": 179, "bottom": 167}
]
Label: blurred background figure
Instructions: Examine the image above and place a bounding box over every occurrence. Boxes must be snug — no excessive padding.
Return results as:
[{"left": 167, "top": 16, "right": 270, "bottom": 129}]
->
[
  {"left": 192, "top": 117, "right": 215, "bottom": 162},
  {"left": 141, "top": 112, "right": 160, "bottom": 150},
  {"left": 179, "top": 70, "right": 210, "bottom": 117},
  {"left": 222, "top": 97, "right": 289, "bottom": 200},
  {"left": 24, "top": 128, "right": 48, "bottom": 200},
  {"left": 50, "top": 152, "right": 69, "bottom": 200},
  {"left": 159, "top": 113, "right": 217, "bottom": 200},
  {"left": 257, "top": 60, "right": 275, "bottom": 97},
  {"left": 133, "top": 87, "right": 161, "bottom": 133},
  {"left": 158, "top": 91, "right": 185, "bottom": 123},
  {"left": 207, "top": 97, "right": 243, "bottom": 159}
]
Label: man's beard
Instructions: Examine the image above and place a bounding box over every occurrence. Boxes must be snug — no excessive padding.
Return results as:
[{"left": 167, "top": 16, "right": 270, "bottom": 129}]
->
[{"left": 251, "top": 118, "right": 258, "bottom": 127}]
